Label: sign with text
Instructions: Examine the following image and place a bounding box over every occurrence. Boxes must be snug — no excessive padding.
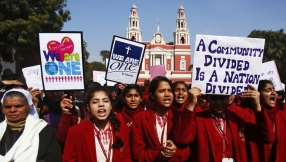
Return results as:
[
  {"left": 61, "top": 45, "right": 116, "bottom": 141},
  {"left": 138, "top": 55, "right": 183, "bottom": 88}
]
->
[
  {"left": 22, "top": 65, "right": 43, "bottom": 90},
  {"left": 150, "top": 65, "right": 166, "bottom": 81},
  {"left": 260, "top": 60, "right": 283, "bottom": 91},
  {"left": 38, "top": 32, "right": 85, "bottom": 91},
  {"left": 105, "top": 58, "right": 117, "bottom": 86},
  {"left": 192, "top": 34, "right": 265, "bottom": 95},
  {"left": 105, "top": 36, "right": 146, "bottom": 84}
]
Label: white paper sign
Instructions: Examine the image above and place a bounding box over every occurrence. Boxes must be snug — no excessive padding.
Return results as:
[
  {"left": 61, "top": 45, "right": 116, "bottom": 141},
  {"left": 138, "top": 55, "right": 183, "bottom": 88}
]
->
[
  {"left": 192, "top": 34, "right": 265, "bottom": 95},
  {"left": 105, "top": 58, "right": 117, "bottom": 86},
  {"left": 38, "top": 32, "right": 85, "bottom": 91},
  {"left": 22, "top": 65, "right": 43, "bottom": 90},
  {"left": 106, "top": 36, "right": 146, "bottom": 84},
  {"left": 260, "top": 60, "right": 283, "bottom": 91}
]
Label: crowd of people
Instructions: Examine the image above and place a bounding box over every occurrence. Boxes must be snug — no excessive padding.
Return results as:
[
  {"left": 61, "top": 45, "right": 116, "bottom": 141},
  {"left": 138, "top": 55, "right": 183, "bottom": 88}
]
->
[{"left": 0, "top": 72, "right": 285, "bottom": 162}]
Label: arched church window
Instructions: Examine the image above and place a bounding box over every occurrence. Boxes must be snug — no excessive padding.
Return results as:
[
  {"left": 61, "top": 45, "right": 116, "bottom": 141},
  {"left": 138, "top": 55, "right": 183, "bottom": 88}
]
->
[
  {"left": 136, "top": 21, "right": 137, "bottom": 27},
  {"left": 146, "top": 63, "right": 148, "bottom": 70},
  {"left": 180, "top": 37, "right": 185, "bottom": 44},
  {"left": 180, "top": 60, "right": 186, "bottom": 71},
  {"left": 133, "top": 21, "right": 135, "bottom": 27},
  {"left": 131, "top": 36, "right": 136, "bottom": 41},
  {"left": 178, "top": 22, "right": 180, "bottom": 28},
  {"left": 181, "top": 22, "right": 183, "bottom": 28}
]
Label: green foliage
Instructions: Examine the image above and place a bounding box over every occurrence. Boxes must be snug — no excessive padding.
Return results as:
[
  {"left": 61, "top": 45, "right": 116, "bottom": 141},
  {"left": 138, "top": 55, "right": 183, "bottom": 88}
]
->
[
  {"left": 100, "top": 50, "right": 110, "bottom": 62},
  {"left": 0, "top": 0, "right": 71, "bottom": 59},
  {"left": 82, "top": 40, "right": 90, "bottom": 73},
  {"left": 84, "top": 61, "right": 106, "bottom": 84},
  {"left": 248, "top": 29, "right": 286, "bottom": 83}
]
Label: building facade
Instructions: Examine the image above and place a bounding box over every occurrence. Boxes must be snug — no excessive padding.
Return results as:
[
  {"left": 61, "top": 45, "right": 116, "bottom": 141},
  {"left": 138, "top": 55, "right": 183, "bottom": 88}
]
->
[{"left": 126, "top": 4, "right": 192, "bottom": 85}]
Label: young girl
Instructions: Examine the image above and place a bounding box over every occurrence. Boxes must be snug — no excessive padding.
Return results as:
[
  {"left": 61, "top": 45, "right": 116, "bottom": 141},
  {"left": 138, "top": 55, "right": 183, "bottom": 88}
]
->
[
  {"left": 173, "top": 85, "right": 273, "bottom": 162},
  {"left": 132, "top": 76, "right": 190, "bottom": 161},
  {"left": 255, "top": 80, "right": 286, "bottom": 161},
  {"left": 116, "top": 84, "right": 144, "bottom": 131},
  {"left": 171, "top": 81, "right": 189, "bottom": 110},
  {"left": 63, "top": 86, "right": 131, "bottom": 162}
]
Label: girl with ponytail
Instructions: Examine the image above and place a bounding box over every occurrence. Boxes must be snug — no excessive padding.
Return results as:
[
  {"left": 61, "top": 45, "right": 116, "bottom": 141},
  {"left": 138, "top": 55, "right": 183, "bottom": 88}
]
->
[{"left": 63, "top": 86, "right": 131, "bottom": 162}]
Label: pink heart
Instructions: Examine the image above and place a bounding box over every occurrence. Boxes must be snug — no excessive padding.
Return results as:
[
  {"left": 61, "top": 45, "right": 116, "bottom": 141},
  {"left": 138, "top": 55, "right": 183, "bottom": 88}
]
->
[{"left": 47, "top": 37, "right": 74, "bottom": 62}]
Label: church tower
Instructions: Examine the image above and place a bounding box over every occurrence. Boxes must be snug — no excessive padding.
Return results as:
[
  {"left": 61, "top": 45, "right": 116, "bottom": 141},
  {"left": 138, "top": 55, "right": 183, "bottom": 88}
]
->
[
  {"left": 126, "top": 4, "right": 142, "bottom": 42},
  {"left": 173, "top": 5, "right": 190, "bottom": 45}
]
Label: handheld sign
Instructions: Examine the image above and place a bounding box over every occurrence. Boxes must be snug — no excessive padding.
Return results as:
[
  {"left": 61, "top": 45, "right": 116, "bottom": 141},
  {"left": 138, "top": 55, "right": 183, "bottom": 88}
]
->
[
  {"left": 150, "top": 65, "right": 166, "bottom": 81},
  {"left": 105, "top": 58, "right": 117, "bottom": 86},
  {"left": 260, "top": 60, "right": 283, "bottom": 91},
  {"left": 38, "top": 32, "right": 85, "bottom": 91},
  {"left": 105, "top": 36, "right": 146, "bottom": 84},
  {"left": 22, "top": 65, "right": 43, "bottom": 90},
  {"left": 93, "top": 71, "right": 106, "bottom": 86},
  {"left": 192, "top": 34, "right": 265, "bottom": 95}
]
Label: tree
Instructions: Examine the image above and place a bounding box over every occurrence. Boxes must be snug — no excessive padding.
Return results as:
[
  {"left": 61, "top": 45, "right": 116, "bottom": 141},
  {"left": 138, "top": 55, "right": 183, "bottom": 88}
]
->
[
  {"left": 82, "top": 40, "right": 90, "bottom": 74},
  {"left": 84, "top": 61, "right": 106, "bottom": 83},
  {"left": 100, "top": 50, "right": 110, "bottom": 62},
  {"left": 248, "top": 29, "right": 286, "bottom": 83},
  {"left": 0, "top": 0, "right": 71, "bottom": 60}
]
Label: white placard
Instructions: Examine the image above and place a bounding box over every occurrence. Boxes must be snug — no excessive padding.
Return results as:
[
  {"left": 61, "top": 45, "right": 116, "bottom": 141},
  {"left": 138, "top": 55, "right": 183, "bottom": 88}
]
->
[
  {"left": 105, "top": 36, "right": 146, "bottom": 84},
  {"left": 192, "top": 34, "right": 265, "bottom": 95},
  {"left": 260, "top": 60, "right": 283, "bottom": 91},
  {"left": 38, "top": 32, "right": 85, "bottom": 91},
  {"left": 22, "top": 65, "right": 43, "bottom": 90},
  {"left": 105, "top": 58, "right": 117, "bottom": 86}
]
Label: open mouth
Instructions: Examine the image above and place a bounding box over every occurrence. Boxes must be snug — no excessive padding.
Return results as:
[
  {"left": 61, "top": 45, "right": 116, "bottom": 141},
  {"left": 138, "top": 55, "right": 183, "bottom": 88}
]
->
[
  {"left": 98, "top": 109, "right": 106, "bottom": 117},
  {"left": 177, "top": 95, "right": 184, "bottom": 101},
  {"left": 163, "top": 98, "right": 171, "bottom": 104},
  {"left": 270, "top": 96, "right": 276, "bottom": 104}
]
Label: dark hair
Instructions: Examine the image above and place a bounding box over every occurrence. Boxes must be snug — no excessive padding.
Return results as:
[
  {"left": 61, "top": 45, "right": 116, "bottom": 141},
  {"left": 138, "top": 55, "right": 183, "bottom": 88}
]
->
[
  {"left": 258, "top": 80, "right": 273, "bottom": 92},
  {"left": 144, "top": 80, "right": 150, "bottom": 87},
  {"left": 85, "top": 80, "right": 102, "bottom": 89},
  {"left": 122, "top": 84, "right": 143, "bottom": 98},
  {"left": 4, "top": 74, "right": 28, "bottom": 89},
  {"left": 172, "top": 81, "right": 188, "bottom": 93},
  {"left": 85, "top": 86, "right": 123, "bottom": 148},
  {"left": 148, "top": 76, "right": 173, "bottom": 106},
  {"left": 187, "top": 84, "right": 192, "bottom": 90}
]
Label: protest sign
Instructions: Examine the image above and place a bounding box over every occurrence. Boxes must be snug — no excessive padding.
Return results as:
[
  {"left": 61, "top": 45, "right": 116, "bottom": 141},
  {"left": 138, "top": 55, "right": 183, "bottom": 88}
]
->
[
  {"left": 38, "top": 32, "right": 85, "bottom": 91},
  {"left": 93, "top": 71, "right": 106, "bottom": 86},
  {"left": 105, "top": 36, "right": 146, "bottom": 84},
  {"left": 150, "top": 65, "right": 166, "bottom": 81},
  {"left": 192, "top": 34, "right": 265, "bottom": 95},
  {"left": 22, "top": 65, "right": 43, "bottom": 90},
  {"left": 260, "top": 60, "right": 283, "bottom": 91},
  {"left": 105, "top": 58, "right": 117, "bottom": 86}
]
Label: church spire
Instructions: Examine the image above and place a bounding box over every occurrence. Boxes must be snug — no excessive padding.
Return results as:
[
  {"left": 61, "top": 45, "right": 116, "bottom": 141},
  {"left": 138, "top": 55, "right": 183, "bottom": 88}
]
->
[
  {"left": 173, "top": 5, "right": 189, "bottom": 45},
  {"left": 126, "top": 4, "right": 142, "bottom": 41}
]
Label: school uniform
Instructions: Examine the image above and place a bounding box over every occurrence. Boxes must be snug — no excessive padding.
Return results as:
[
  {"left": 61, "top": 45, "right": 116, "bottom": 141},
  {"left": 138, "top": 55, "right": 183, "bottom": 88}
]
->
[
  {"left": 116, "top": 105, "right": 144, "bottom": 131},
  {"left": 245, "top": 105, "right": 286, "bottom": 162},
  {"left": 173, "top": 104, "right": 273, "bottom": 162},
  {"left": 132, "top": 108, "right": 190, "bottom": 162},
  {"left": 63, "top": 117, "right": 132, "bottom": 162}
]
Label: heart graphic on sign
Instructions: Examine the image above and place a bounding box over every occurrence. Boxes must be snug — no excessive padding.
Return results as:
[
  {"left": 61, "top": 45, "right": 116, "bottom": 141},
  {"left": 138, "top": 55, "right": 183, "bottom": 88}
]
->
[{"left": 47, "top": 37, "right": 74, "bottom": 62}]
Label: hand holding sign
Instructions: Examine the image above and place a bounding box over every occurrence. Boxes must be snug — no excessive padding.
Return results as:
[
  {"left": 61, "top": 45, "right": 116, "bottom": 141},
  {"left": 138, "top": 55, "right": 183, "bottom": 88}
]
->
[
  {"left": 186, "top": 87, "right": 201, "bottom": 111},
  {"left": 242, "top": 84, "right": 261, "bottom": 111}
]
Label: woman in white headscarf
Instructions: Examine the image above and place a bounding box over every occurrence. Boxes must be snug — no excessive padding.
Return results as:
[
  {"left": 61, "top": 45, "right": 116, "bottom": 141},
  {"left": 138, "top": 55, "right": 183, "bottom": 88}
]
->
[{"left": 0, "top": 89, "right": 62, "bottom": 162}]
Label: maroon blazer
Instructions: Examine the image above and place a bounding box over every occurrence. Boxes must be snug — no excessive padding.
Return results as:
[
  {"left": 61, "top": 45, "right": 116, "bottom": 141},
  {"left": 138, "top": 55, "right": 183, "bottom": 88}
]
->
[
  {"left": 132, "top": 108, "right": 190, "bottom": 162},
  {"left": 63, "top": 118, "right": 132, "bottom": 162},
  {"left": 173, "top": 105, "right": 273, "bottom": 162}
]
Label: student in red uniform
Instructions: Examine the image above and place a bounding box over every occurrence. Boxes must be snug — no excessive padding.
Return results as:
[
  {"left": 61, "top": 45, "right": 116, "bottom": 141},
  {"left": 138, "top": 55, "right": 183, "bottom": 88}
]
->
[
  {"left": 171, "top": 81, "right": 189, "bottom": 111},
  {"left": 116, "top": 84, "right": 144, "bottom": 131},
  {"left": 173, "top": 84, "right": 273, "bottom": 162},
  {"left": 256, "top": 80, "right": 286, "bottom": 161},
  {"left": 63, "top": 86, "right": 132, "bottom": 162},
  {"left": 132, "top": 76, "right": 190, "bottom": 162}
]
